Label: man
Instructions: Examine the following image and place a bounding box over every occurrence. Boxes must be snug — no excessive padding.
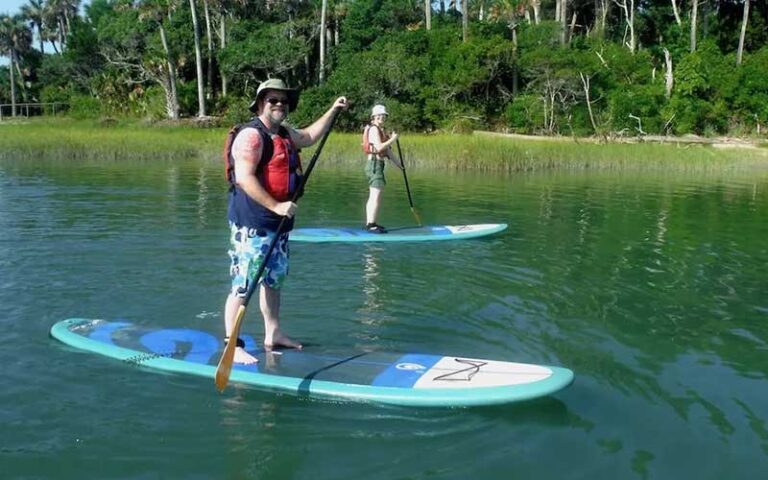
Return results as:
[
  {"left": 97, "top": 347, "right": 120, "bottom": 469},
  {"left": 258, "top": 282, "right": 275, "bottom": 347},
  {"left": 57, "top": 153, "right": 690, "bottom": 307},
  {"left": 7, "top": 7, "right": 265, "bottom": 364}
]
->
[
  {"left": 224, "top": 78, "right": 347, "bottom": 364},
  {"left": 362, "top": 104, "right": 401, "bottom": 233}
]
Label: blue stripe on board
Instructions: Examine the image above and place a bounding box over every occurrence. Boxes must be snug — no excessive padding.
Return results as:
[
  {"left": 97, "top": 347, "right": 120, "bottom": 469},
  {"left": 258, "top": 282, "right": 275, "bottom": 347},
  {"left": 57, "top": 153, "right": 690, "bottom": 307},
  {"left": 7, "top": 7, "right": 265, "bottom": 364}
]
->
[
  {"left": 429, "top": 227, "right": 450, "bottom": 235},
  {"left": 371, "top": 354, "right": 442, "bottom": 388},
  {"left": 140, "top": 329, "right": 220, "bottom": 364},
  {"left": 89, "top": 321, "right": 131, "bottom": 345}
]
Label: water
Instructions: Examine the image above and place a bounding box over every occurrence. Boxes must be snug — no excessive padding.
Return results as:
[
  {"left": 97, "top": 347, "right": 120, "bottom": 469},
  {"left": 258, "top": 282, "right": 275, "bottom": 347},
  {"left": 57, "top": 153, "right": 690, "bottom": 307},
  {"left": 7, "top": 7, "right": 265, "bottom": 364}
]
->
[{"left": 1, "top": 156, "right": 767, "bottom": 479}]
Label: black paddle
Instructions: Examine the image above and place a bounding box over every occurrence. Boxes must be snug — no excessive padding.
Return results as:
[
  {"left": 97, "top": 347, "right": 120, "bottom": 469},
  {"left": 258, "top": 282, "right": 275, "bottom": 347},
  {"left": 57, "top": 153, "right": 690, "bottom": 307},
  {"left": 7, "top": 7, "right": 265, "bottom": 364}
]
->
[
  {"left": 395, "top": 138, "right": 422, "bottom": 226},
  {"left": 215, "top": 108, "right": 342, "bottom": 392}
]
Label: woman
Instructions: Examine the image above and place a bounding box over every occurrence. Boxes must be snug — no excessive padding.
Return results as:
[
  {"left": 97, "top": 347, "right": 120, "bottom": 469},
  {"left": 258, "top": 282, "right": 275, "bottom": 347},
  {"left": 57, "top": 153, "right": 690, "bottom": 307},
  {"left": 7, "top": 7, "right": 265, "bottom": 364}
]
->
[{"left": 362, "top": 104, "right": 400, "bottom": 233}]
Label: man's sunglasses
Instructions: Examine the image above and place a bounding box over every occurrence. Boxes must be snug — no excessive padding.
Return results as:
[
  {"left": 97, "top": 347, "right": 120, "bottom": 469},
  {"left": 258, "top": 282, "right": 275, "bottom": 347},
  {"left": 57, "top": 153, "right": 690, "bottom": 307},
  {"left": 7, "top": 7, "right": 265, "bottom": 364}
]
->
[{"left": 265, "top": 97, "right": 289, "bottom": 105}]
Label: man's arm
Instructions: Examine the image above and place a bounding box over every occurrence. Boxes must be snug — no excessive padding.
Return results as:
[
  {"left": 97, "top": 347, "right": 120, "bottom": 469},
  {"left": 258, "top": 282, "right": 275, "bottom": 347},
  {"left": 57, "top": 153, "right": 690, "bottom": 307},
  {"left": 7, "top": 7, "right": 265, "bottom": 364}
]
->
[
  {"left": 291, "top": 97, "right": 348, "bottom": 148},
  {"left": 232, "top": 128, "right": 296, "bottom": 217}
]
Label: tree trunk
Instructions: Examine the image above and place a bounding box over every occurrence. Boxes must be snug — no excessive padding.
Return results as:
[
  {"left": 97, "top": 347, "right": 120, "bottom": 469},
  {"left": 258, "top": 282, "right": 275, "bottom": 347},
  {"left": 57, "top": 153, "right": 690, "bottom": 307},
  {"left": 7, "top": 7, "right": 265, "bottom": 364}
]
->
[
  {"left": 9, "top": 53, "right": 17, "bottom": 117},
  {"left": 737, "top": 0, "right": 750, "bottom": 66},
  {"left": 532, "top": 1, "right": 541, "bottom": 24},
  {"left": 597, "top": 0, "right": 609, "bottom": 34},
  {"left": 220, "top": 15, "right": 227, "bottom": 97},
  {"left": 670, "top": 0, "right": 682, "bottom": 27},
  {"left": 690, "top": 0, "right": 698, "bottom": 53},
  {"left": 320, "top": 0, "right": 327, "bottom": 83},
  {"left": 37, "top": 25, "right": 43, "bottom": 54},
  {"left": 189, "top": 0, "right": 206, "bottom": 116},
  {"left": 159, "top": 22, "right": 180, "bottom": 119},
  {"left": 461, "top": 0, "right": 468, "bottom": 43},
  {"left": 579, "top": 73, "right": 599, "bottom": 136},
  {"left": 425, "top": 0, "right": 431, "bottom": 30},
  {"left": 57, "top": 17, "right": 65, "bottom": 51},
  {"left": 560, "top": 0, "right": 568, "bottom": 45},
  {"left": 663, "top": 47, "right": 673, "bottom": 99},
  {"left": 614, "top": 0, "right": 636, "bottom": 53},
  {"left": 203, "top": 0, "right": 214, "bottom": 99}
]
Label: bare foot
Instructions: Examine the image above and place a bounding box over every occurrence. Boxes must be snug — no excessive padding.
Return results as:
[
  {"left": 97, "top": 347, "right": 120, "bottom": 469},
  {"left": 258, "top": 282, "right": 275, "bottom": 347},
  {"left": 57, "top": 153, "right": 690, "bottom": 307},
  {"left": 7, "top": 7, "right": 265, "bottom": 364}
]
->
[
  {"left": 233, "top": 346, "right": 258, "bottom": 364},
  {"left": 265, "top": 332, "right": 303, "bottom": 350}
]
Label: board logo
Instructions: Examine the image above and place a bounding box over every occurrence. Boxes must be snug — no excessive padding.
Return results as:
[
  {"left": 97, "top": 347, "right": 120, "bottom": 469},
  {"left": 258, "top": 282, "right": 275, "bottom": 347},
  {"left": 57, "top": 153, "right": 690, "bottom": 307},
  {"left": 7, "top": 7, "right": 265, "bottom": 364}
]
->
[{"left": 395, "top": 362, "right": 425, "bottom": 371}]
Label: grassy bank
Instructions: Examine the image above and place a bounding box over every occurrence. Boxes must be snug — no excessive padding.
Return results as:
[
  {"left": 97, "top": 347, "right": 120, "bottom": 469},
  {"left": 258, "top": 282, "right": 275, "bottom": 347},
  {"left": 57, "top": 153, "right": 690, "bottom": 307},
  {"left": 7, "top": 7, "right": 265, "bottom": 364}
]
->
[{"left": 2, "top": 118, "right": 767, "bottom": 172}]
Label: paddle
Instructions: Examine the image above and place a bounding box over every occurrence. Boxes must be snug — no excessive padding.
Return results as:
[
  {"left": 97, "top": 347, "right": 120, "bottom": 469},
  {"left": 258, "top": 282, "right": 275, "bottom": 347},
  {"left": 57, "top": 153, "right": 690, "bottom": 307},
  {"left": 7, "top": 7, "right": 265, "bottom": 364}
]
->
[
  {"left": 215, "top": 108, "right": 342, "bottom": 392},
  {"left": 395, "top": 138, "right": 422, "bottom": 226}
]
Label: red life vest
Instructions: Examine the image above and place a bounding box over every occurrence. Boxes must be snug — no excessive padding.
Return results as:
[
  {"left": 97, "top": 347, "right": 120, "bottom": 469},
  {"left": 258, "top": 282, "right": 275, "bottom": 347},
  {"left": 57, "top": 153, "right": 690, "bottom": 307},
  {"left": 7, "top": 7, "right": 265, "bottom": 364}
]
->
[
  {"left": 223, "top": 118, "right": 303, "bottom": 202},
  {"left": 361, "top": 124, "right": 388, "bottom": 155}
]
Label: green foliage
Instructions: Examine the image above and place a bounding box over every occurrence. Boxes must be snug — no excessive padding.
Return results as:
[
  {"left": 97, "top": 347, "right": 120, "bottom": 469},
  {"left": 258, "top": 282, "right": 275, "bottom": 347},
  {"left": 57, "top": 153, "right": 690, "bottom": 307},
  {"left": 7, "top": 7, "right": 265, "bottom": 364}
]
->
[
  {"left": 219, "top": 19, "right": 311, "bottom": 95},
  {"left": 136, "top": 86, "right": 169, "bottom": 121},
  {"left": 2, "top": 0, "right": 767, "bottom": 137},
  {"left": 504, "top": 94, "right": 543, "bottom": 134},
  {"left": 68, "top": 95, "right": 103, "bottom": 119},
  {"left": 610, "top": 84, "right": 666, "bottom": 134}
]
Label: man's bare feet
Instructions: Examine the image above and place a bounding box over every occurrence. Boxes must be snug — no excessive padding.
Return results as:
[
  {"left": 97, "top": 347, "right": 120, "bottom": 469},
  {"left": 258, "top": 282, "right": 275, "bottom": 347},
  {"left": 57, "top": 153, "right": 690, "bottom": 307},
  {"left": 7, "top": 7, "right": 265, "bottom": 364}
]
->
[
  {"left": 233, "top": 346, "right": 258, "bottom": 364},
  {"left": 265, "top": 331, "right": 303, "bottom": 350}
]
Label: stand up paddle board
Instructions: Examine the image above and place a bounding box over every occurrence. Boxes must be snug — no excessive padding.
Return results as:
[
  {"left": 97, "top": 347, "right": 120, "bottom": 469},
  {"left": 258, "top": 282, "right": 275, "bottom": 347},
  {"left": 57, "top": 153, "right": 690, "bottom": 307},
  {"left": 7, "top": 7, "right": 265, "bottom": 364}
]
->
[
  {"left": 290, "top": 223, "right": 507, "bottom": 243},
  {"left": 51, "top": 319, "right": 573, "bottom": 407}
]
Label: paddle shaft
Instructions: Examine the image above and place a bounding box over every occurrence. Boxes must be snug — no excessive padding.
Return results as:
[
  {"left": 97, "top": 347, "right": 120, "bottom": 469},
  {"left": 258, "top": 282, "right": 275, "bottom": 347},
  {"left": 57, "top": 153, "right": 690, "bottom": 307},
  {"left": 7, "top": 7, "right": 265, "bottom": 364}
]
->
[
  {"left": 215, "top": 108, "right": 341, "bottom": 391},
  {"left": 395, "top": 139, "right": 422, "bottom": 226}
]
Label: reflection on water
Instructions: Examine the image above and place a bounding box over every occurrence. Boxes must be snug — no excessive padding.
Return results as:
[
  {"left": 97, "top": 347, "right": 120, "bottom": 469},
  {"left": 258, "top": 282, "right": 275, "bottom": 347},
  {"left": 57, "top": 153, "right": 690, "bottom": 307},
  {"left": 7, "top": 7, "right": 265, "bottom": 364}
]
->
[
  {"left": 1, "top": 157, "right": 767, "bottom": 479},
  {"left": 361, "top": 246, "right": 385, "bottom": 317}
]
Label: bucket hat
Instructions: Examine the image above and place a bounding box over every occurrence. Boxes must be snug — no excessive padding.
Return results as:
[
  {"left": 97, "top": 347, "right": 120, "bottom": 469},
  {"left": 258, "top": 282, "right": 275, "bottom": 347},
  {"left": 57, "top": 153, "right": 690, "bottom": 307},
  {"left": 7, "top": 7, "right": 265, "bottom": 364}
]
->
[
  {"left": 249, "top": 78, "right": 300, "bottom": 114},
  {"left": 371, "top": 104, "right": 389, "bottom": 117}
]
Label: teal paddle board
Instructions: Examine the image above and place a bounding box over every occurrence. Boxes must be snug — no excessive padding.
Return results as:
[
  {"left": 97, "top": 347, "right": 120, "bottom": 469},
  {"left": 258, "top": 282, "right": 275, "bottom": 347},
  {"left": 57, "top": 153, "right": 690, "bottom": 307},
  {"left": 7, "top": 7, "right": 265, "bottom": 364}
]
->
[
  {"left": 290, "top": 223, "right": 508, "bottom": 243},
  {"left": 51, "top": 318, "right": 573, "bottom": 407}
]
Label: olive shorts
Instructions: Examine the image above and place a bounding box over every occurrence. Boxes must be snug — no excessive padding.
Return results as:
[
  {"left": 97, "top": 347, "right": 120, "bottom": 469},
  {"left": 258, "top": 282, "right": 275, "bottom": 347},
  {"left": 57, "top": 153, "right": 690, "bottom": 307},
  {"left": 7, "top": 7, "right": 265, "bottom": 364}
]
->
[{"left": 365, "top": 158, "right": 386, "bottom": 188}]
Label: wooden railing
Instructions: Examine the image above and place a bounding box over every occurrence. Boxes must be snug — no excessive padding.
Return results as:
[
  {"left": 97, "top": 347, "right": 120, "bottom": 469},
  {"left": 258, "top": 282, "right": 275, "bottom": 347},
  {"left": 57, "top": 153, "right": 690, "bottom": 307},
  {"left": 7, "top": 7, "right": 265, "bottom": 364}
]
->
[{"left": 0, "top": 102, "right": 69, "bottom": 120}]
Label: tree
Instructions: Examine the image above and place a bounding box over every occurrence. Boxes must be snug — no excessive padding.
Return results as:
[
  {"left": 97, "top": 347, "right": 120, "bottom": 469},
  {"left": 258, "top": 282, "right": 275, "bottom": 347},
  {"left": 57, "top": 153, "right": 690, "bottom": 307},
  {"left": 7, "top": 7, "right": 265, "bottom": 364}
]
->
[
  {"left": 20, "top": 0, "right": 45, "bottom": 53},
  {"left": 614, "top": 0, "right": 636, "bottom": 53},
  {"left": 320, "top": 0, "right": 328, "bottom": 82},
  {"left": 188, "top": 0, "right": 206, "bottom": 116},
  {"left": 737, "top": 0, "right": 751, "bottom": 66},
  {"left": 0, "top": 14, "right": 33, "bottom": 116},
  {"left": 690, "top": 0, "right": 699, "bottom": 52},
  {"left": 462, "top": 0, "right": 468, "bottom": 42}
]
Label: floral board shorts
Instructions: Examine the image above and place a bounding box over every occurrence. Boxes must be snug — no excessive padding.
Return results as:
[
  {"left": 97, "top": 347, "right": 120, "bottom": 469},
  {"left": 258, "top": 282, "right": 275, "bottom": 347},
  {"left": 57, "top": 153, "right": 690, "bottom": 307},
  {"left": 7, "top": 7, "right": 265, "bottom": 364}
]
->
[
  {"left": 365, "top": 158, "right": 386, "bottom": 188},
  {"left": 228, "top": 223, "right": 290, "bottom": 295}
]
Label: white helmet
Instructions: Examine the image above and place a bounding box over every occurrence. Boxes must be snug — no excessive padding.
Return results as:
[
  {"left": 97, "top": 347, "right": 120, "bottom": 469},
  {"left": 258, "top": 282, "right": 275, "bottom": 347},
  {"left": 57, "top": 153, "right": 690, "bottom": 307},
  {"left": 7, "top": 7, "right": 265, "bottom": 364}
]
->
[{"left": 371, "top": 104, "right": 388, "bottom": 117}]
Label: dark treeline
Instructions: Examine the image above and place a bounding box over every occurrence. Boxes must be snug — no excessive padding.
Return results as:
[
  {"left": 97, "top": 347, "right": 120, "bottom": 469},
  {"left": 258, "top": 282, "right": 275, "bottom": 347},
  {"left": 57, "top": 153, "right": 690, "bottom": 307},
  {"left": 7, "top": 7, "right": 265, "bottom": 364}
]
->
[{"left": 0, "top": 0, "right": 766, "bottom": 136}]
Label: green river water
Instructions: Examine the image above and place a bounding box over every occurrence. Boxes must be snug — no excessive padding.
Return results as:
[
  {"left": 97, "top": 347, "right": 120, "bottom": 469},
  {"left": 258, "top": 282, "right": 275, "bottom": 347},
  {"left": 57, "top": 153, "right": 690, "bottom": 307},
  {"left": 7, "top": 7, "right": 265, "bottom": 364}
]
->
[{"left": 1, "top": 155, "right": 766, "bottom": 479}]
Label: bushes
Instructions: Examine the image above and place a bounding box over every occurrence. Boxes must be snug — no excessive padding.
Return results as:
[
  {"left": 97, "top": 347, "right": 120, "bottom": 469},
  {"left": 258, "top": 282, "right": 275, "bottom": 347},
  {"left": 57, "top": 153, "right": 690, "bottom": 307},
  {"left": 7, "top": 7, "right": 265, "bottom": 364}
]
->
[{"left": 68, "top": 95, "right": 102, "bottom": 119}]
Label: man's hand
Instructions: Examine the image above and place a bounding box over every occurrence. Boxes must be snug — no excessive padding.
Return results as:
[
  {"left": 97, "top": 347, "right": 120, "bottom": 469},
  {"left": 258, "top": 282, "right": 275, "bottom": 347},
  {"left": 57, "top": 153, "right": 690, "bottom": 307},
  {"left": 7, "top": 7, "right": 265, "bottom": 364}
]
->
[
  {"left": 333, "top": 97, "right": 348, "bottom": 110},
  {"left": 272, "top": 201, "right": 297, "bottom": 218}
]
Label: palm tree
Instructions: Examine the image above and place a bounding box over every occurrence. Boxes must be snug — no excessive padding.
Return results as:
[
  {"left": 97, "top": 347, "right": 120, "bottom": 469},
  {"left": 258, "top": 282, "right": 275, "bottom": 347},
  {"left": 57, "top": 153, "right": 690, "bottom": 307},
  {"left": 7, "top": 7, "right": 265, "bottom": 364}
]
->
[
  {"left": 0, "top": 14, "right": 33, "bottom": 117},
  {"left": 20, "top": 0, "right": 46, "bottom": 54},
  {"left": 138, "top": 0, "right": 181, "bottom": 119},
  {"left": 44, "top": 0, "right": 80, "bottom": 51}
]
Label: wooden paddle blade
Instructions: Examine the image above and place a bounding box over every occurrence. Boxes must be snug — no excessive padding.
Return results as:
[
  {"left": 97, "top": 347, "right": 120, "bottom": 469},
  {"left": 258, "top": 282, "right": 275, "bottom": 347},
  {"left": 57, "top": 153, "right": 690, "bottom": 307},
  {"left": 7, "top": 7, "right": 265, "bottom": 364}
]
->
[
  {"left": 214, "top": 305, "right": 247, "bottom": 392},
  {"left": 411, "top": 207, "right": 422, "bottom": 227}
]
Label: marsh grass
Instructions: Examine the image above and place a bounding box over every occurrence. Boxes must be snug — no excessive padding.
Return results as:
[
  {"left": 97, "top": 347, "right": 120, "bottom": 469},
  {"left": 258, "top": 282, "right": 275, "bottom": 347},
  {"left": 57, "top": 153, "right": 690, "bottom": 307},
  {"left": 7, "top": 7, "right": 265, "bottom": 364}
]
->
[{"left": 1, "top": 119, "right": 766, "bottom": 172}]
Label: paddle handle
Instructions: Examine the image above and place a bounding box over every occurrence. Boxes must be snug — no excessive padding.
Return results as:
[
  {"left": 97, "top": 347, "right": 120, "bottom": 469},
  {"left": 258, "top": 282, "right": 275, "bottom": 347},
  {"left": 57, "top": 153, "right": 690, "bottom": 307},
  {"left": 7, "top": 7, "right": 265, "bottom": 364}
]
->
[
  {"left": 215, "top": 108, "right": 342, "bottom": 392},
  {"left": 395, "top": 139, "right": 422, "bottom": 226}
]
